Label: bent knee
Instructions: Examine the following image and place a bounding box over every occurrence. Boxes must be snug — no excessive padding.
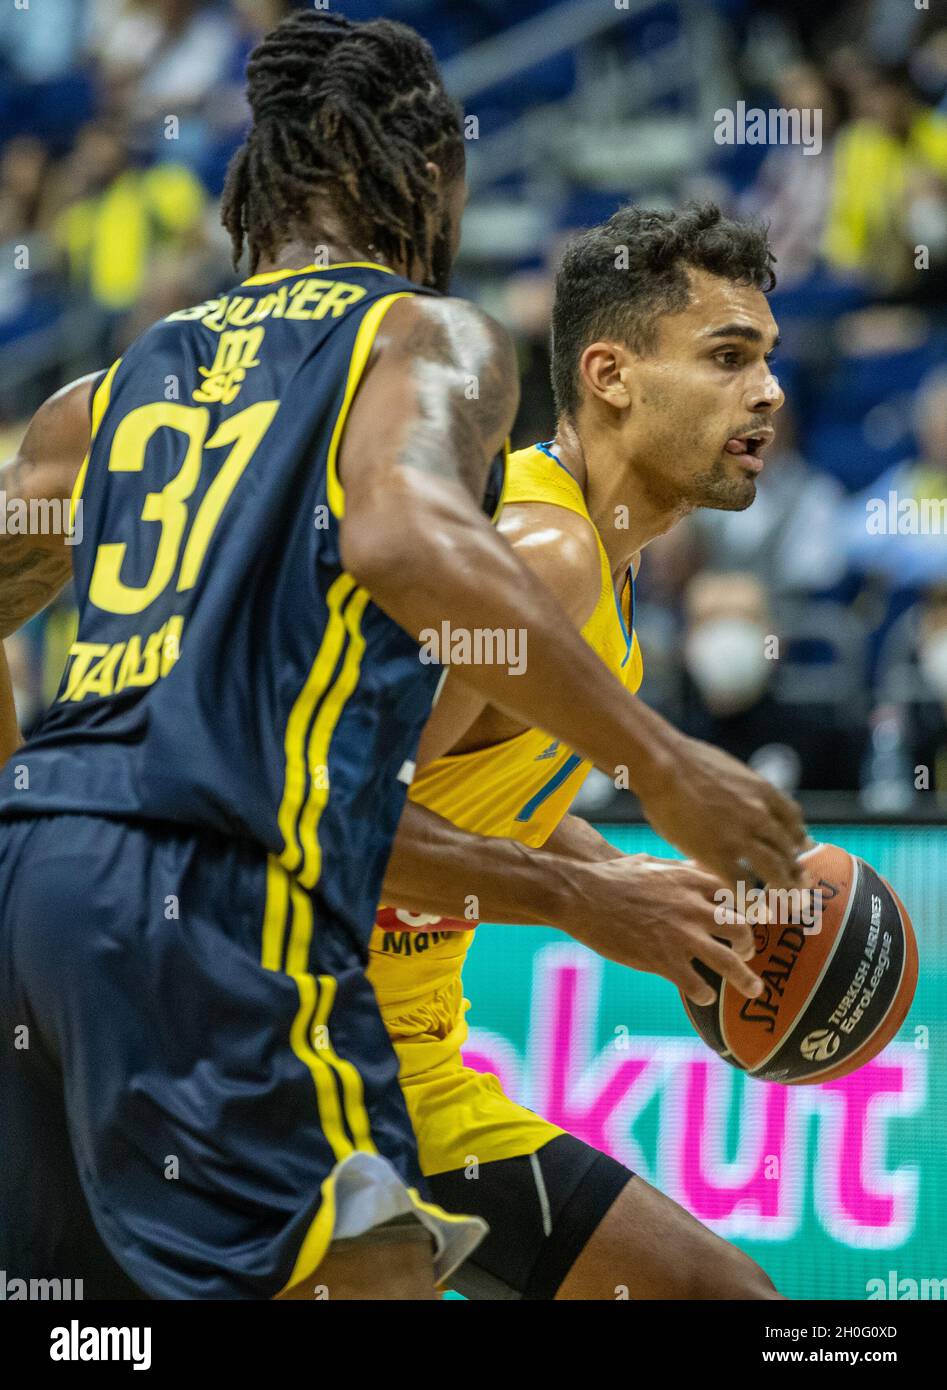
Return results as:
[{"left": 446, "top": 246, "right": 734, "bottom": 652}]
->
[{"left": 703, "top": 1249, "right": 785, "bottom": 1300}]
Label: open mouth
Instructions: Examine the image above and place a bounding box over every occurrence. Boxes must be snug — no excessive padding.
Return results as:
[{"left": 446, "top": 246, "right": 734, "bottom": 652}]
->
[{"left": 723, "top": 430, "right": 773, "bottom": 469}]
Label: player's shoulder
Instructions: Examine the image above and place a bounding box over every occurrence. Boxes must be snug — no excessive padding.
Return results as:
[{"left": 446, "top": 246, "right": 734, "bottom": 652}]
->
[
  {"left": 365, "top": 293, "right": 518, "bottom": 448},
  {"left": 20, "top": 371, "right": 102, "bottom": 460},
  {"left": 498, "top": 496, "right": 601, "bottom": 628},
  {"left": 377, "top": 293, "right": 516, "bottom": 375}
]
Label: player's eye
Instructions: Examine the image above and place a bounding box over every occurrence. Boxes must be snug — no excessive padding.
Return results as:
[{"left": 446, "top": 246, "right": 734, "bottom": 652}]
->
[{"left": 715, "top": 349, "right": 743, "bottom": 368}]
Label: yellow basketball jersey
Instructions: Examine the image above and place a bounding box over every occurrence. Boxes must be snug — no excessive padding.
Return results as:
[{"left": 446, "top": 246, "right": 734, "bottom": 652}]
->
[
  {"left": 367, "top": 442, "right": 643, "bottom": 1084},
  {"left": 403, "top": 444, "right": 642, "bottom": 850}
]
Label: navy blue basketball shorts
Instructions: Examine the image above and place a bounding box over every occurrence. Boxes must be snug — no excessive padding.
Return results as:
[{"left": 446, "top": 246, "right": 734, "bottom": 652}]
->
[{"left": 0, "top": 813, "right": 484, "bottom": 1299}]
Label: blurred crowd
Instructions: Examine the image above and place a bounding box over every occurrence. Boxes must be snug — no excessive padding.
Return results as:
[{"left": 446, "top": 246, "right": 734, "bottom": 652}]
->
[{"left": 2, "top": 0, "right": 947, "bottom": 810}]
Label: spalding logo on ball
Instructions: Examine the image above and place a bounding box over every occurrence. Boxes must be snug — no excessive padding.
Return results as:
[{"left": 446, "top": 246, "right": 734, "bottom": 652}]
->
[
  {"left": 799, "top": 1028, "right": 840, "bottom": 1062},
  {"left": 682, "top": 843, "right": 918, "bottom": 1084}
]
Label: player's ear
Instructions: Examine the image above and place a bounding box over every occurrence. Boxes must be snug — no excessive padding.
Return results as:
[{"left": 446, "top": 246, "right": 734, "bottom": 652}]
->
[{"left": 579, "top": 341, "right": 634, "bottom": 411}]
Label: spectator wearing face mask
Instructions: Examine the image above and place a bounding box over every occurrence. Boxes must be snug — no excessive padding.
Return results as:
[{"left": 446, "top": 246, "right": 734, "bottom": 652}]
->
[
  {"left": 679, "top": 572, "right": 865, "bottom": 794},
  {"left": 907, "top": 585, "right": 947, "bottom": 808}
]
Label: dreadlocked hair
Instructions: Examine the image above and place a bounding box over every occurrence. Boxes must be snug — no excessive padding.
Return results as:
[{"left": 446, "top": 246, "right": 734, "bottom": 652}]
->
[{"left": 220, "top": 9, "right": 464, "bottom": 274}]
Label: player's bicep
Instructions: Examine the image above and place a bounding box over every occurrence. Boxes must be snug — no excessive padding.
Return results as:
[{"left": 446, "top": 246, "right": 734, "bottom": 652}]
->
[
  {"left": 414, "top": 508, "right": 601, "bottom": 762},
  {"left": 338, "top": 295, "right": 518, "bottom": 512}
]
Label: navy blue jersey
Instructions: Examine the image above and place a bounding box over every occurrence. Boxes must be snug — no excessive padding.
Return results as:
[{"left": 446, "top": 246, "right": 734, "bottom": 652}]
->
[{"left": 0, "top": 261, "right": 503, "bottom": 944}]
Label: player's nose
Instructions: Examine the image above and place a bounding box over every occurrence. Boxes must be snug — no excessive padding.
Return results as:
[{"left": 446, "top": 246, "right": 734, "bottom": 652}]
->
[{"left": 746, "top": 366, "right": 784, "bottom": 416}]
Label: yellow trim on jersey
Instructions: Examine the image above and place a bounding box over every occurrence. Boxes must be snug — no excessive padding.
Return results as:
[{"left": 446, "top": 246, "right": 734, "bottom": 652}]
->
[
  {"left": 242, "top": 260, "right": 396, "bottom": 287},
  {"left": 296, "top": 586, "right": 370, "bottom": 889},
  {"left": 324, "top": 291, "right": 413, "bottom": 519},
  {"left": 69, "top": 359, "right": 122, "bottom": 533},
  {"left": 277, "top": 571, "right": 355, "bottom": 873},
  {"left": 261, "top": 855, "right": 290, "bottom": 970},
  {"left": 491, "top": 437, "right": 511, "bottom": 524},
  {"left": 277, "top": 574, "right": 370, "bottom": 887}
]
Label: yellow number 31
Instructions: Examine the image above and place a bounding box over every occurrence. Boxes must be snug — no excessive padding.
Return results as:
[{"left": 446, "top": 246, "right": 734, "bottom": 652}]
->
[{"left": 89, "top": 399, "right": 279, "bottom": 616}]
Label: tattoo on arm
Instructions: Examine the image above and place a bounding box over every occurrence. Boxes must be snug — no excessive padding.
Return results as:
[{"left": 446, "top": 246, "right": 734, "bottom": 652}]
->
[
  {"left": 395, "top": 300, "right": 518, "bottom": 498},
  {"left": 0, "top": 540, "right": 72, "bottom": 637}
]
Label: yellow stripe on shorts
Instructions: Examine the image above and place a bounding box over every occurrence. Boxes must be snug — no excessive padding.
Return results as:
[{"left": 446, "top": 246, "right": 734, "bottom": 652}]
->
[
  {"left": 277, "top": 571, "right": 354, "bottom": 875},
  {"left": 296, "top": 585, "right": 370, "bottom": 890},
  {"left": 284, "top": 878, "right": 377, "bottom": 1155},
  {"left": 260, "top": 855, "right": 290, "bottom": 971},
  {"left": 262, "top": 864, "right": 350, "bottom": 1163},
  {"left": 310, "top": 972, "right": 376, "bottom": 1155}
]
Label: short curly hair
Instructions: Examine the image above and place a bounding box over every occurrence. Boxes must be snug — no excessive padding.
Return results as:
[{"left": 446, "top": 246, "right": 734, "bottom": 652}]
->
[{"left": 551, "top": 202, "right": 777, "bottom": 419}]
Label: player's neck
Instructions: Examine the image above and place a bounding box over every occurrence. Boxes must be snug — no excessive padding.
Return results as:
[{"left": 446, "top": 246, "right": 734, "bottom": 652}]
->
[
  {"left": 254, "top": 231, "right": 407, "bottom": 280},
  {"left": 550, "top": 419, "right": 685, "bottom": 573}
]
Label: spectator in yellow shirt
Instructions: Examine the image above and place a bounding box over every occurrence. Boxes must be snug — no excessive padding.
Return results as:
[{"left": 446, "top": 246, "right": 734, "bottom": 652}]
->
[
  {"left": 53, "top": 122, "right": 206, "bottom": 312},
  {"left": 825, "top": 63, "right": 947, "bottom": 291}
]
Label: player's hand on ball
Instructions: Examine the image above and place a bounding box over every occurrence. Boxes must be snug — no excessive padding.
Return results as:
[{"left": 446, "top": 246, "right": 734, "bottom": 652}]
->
[
  {"left": 636, "top": 734, "right": 806, "bottom": 893},
  {"left": 563, "top": 856, "right": 762, "bottom": 1005}
]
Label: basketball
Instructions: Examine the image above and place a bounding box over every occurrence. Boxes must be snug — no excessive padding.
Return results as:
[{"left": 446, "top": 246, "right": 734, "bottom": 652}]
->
[{"left": 682, "top": 844, "right": 919, "bottom": 1084}]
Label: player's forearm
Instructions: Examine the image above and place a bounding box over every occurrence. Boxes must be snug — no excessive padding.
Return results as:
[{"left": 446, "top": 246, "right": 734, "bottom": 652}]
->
[
  {"left": 0, "top": 377, "right": 94, "bottom": 637},
  {"left": 348, "top": 475, "right": 681, "bottom": 794},
  {"left": 0, "top": 480, "right": 73, "bottom": 636},
  {"left": 382, "top": 799, "right": 597, "bottom": 927},
  {"left": 542, "top": 813, "right": 626, "bottom": 864}
]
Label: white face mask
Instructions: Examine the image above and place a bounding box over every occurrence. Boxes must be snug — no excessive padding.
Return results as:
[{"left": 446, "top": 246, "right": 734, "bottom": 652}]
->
[
  {"left": 920, "top": 630, "right": 947, "bottom": 699},
  {"left": 686, "top": 618, "right": 770, "bottom": 708}
]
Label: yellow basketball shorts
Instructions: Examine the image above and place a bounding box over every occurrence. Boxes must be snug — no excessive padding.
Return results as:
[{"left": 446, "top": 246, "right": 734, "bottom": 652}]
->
[{"left": 375, "top": 959, "right": 634, "bottom": 1299}]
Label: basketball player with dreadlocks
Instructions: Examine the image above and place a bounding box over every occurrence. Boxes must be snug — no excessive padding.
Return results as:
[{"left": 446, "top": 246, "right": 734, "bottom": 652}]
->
[{"left": 0, "top": 11, "right": 803, "bottom": 1300}]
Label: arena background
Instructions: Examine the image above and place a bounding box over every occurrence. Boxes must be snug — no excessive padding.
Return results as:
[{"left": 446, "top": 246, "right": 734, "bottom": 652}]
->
[{"left": 2, "top": 0, "right": 946, "bottom": 1300}]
